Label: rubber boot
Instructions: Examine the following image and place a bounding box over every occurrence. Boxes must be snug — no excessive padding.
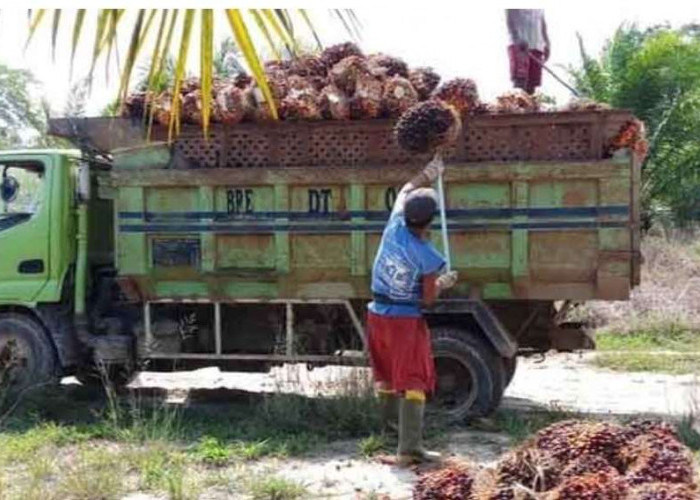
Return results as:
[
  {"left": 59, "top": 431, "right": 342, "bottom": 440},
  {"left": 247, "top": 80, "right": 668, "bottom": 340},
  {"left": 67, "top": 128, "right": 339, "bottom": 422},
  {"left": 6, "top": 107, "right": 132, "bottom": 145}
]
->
[
  {"left": 378, "top": 390, "right": 399, "bottom": 434},
  {"left": 397, "top": 392, "right": 441, "bottom": 466}
]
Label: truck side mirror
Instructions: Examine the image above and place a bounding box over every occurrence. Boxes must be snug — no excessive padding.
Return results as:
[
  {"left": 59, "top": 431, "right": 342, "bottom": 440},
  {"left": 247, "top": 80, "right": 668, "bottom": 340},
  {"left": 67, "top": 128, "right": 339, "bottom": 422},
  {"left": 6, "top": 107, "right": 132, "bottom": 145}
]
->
[
  {"left": 77, "top": 162, "right": 90, "bottom": 202},
  {"left": 1, "top": 175, "right": 19, "bottom": 203}
]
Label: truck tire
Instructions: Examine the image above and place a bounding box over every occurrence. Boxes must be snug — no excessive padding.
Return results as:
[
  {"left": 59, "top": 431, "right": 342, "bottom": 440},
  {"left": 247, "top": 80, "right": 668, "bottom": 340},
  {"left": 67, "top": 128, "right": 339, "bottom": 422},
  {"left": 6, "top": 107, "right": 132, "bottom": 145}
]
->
[
  {"left": 430, "top": 326, "right": 505, "bottom": 421},
  {"left": 0, "top": 313, "right": 58, "bottom": 392},
  {"left": 503, "top": 356, "right": 518, "bottom": 387}
]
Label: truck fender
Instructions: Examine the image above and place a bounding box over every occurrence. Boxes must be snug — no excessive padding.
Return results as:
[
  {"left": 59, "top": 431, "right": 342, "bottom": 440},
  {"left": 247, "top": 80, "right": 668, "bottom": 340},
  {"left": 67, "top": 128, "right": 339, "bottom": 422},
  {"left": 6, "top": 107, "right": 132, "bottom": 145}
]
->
[{"left": 426, "top": 299, "right": 518, "bottom": 358}]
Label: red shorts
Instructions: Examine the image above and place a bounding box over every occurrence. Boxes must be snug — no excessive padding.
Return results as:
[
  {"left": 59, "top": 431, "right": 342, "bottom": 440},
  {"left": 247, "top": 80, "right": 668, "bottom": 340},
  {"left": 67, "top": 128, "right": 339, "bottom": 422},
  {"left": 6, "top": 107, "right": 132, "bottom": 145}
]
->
[
  {"left": 367, "top": 312, "right": 436, "bottom": 394},
  {"left": 508, "top": 45, "right": 544, "bottom": 91}
]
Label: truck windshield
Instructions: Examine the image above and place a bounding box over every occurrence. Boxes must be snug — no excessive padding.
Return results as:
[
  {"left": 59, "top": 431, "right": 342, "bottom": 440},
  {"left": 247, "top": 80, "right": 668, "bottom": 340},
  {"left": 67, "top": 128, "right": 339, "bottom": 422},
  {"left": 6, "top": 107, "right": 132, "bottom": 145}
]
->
[{"left": 1, "top": 163, "right": 45, "bottom": 217}]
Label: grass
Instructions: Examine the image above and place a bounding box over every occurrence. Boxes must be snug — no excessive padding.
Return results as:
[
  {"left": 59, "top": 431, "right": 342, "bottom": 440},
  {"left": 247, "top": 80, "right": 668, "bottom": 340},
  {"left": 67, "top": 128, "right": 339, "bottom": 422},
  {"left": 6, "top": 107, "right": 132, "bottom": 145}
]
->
[
  {"left": 592, "top": 352, "right": 700, "bottom": 374},
  {"left": 247, "top": 474, "right": 307, "bottom": 500},
  {"left": 55, "top": 447, "right": 127, "bottom": 500},
  {"left": 358, "top": 434, "right": 387, "bottom": 457}
]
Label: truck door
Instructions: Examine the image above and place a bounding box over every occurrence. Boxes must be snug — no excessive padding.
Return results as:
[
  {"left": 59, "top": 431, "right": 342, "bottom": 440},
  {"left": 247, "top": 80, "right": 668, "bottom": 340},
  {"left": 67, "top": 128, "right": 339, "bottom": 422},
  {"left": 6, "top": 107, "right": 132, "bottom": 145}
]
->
[{"left": 0, "top": 156, "right": 51, "bottom": 301}]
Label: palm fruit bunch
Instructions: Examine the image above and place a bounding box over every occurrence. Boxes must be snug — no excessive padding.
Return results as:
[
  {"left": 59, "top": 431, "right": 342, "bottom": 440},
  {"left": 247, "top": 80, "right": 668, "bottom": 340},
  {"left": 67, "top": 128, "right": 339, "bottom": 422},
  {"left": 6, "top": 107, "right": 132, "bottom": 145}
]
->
[
  {"left": 628, "top": 482, "right": 699, "bottom": 500},
  {"left": 534, "top": 420, "right": 627, "bottom": 466},
  {"left": 560, "top": 455, "right": 618, "bottom": 480},
  {"left": 120, "top": 91, "right": 150, "bottom": 120},
  {"left": 413, "top": 461, "right": 477, "bottom": 500},
  {"left": 349, "top": 73, "right": 384, "bottom": 119},
  {"left": 319, "top": 84, "right": 350, "bottom": 120},
  {"left": 181, "top": 89, "right": 204, "bottom": 124},
  {"left": 280, "top": 79, "right": 322, "bottom": 121},
  {"left": 565, "top": 98, "right": 611, "bottom": 111},
  {"left": 330, "top": 55, "right": 371, "bottom": 95},
  {"left": 493, "top": 90, "right": 541, "bottom": 114},
  {"left": 620, "top": 433, "right": 687, "bottom": 466},
  {"left": 495, "top": 446, "right": 560, "bottom": 491},
  {"left": 152, "top": 91, "right": 174, "bottom": 125},
  {"left": 394, "top": 100, "right": 461, "bottom": 154},
  {"left": 409, "top": 67, "right": 441, "bottom": 100},
  {"left": 434, "top": 78, "right": 480, "bottom": 116},
  {"left": 367, "top": 53, "right": 409, "bottom": 78},
  {"left": 607, "top": 119, "right": 648, "bottom": 158},
  {"left": 233, "top": 72, "right": 252, "bottom": 89},
  {"left": 625, "top": 449, "right": 695, "bottom": 486},
  {"left": 320, "top": 42, "right": 363, "bottom": 69},
  {"left": 288, "top": 54, "right": 328, "bottom": 91},
  {"left": 214, "top": 84, "right": 247, "bottom": 125},
  {"left": 382, "top": 76, "right": 419, "bottom": 117},
  {"left": 624, "top": 419, "right": 679, "bottom": 441},
  {"left": 472, "top": 469, "right": 538, "bottom": 500},
  {"left": 545, "top": 470, "right": 628, "bottom": 500}
]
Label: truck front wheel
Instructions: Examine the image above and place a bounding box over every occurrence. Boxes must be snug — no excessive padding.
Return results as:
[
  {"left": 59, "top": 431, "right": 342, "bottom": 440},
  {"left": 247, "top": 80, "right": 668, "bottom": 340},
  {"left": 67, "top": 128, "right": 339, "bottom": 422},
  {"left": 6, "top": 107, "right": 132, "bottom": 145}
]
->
[
  {"left": 430, "top": 326, "right": 505, "bottom": 421},
  {"left": 0, "top": 314, "right": 58, "bottom": 392}
]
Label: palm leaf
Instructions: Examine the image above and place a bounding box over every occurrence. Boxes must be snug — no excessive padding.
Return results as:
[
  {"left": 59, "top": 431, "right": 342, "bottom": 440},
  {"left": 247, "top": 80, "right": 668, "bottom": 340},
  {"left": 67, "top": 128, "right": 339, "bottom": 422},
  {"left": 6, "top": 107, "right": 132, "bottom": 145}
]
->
[
  {"left": 25, "top": 9, "right": 46, "bottom": 51},
  {"left": 117, "top": 9, "right": 146, "bottom": 107},
  {"left": 200, "top": 9, "right": 214, "bottom": 136},
  {"left": 226, "top": 9, "right": 278, "bottom": 119},
  {"left": 70, "top": 9, "right": 86, "bottom": 77},
  {"left": 147, "top": 10, "right": 179, "bottom": 137},
  {"left": 262, "top": 9, "right": 297, "bottom": 55},
  {"left": 249, "top": 9, "right": 281, "bottom": 60},
  {"left": 169, "top": 9, "right": 195, "bottom": 139},
  {"left": 51, "top": 10, "right": 61, "bottom": 61},
  {"left": 103, "top": 10, "right": 125, "bottom": 82},
  {"left": 299, "top": 9, "right": 322, "bottom": 51},
  {"left": 143, "top": 10, "right": 170, "bottom": 121},
  {"left": 89, "top": 10, "right": 110, "bottom": 80}
]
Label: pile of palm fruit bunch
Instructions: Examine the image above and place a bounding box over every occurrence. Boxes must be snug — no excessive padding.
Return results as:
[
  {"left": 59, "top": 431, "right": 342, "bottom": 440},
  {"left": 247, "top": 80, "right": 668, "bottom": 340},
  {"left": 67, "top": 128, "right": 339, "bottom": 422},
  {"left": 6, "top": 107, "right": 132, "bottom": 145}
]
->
[
  {"left": 121, "top": 42, "right": 478, "bottom": 126},
  {"left": 413, "top": 419, "right": 698, "bottom": 500}
]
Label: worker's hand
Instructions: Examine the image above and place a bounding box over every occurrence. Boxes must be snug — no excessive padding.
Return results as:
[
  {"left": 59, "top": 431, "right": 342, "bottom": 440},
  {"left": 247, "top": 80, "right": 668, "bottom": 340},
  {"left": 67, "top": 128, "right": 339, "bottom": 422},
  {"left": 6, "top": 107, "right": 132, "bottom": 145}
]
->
[
  {"left": 517, "top": 40, "right": 529, "bottom": 52},
  {"left": 423, "top": 155, "right": 445, "bottom": 183},
  {"left": 436, "top": 271, "right": 458, "bottom": 291}
]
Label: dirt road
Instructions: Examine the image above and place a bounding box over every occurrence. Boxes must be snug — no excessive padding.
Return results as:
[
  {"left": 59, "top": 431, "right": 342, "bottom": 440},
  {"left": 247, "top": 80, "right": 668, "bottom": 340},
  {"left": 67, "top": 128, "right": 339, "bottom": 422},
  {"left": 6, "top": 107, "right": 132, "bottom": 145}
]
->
[{"left": 131, "top": 352, "right": 700, "bottom": 417}]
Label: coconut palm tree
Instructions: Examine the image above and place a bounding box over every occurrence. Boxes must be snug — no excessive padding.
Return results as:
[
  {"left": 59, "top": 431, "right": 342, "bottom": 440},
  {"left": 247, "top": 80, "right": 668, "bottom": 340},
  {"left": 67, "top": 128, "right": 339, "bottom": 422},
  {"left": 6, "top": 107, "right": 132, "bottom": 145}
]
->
[{"left": 25, "top": 9, "right": 360, "bottom": 134}]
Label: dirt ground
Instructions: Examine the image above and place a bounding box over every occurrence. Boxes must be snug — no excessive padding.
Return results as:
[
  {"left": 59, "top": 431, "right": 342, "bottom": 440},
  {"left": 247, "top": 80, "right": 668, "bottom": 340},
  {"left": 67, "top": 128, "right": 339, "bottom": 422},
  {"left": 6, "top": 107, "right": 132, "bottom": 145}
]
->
[{"left": 106, "top": 352, "right": 700, "bottom": 499}]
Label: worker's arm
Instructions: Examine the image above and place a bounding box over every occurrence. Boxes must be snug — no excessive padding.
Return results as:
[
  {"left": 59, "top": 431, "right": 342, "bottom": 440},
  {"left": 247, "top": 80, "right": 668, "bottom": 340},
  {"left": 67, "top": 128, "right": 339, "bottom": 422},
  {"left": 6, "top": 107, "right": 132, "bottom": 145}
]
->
[
  {"left": 542, "top": 15, "right": 551, "bottom": 60},
  {"left": 422, "top": 271, "right": 458, "bottom": 307},
  {"left": 391, "top": 156, "right": 444, "bottom": 217}
]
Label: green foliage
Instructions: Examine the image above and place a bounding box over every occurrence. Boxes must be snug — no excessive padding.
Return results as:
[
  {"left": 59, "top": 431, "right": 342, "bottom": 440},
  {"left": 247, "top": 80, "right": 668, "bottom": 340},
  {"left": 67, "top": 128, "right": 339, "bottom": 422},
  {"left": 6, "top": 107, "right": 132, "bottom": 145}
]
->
[
  {"left": 0, "top": 64, "right": 51, "bottom": 149},
  {"left": 569, "top": 24, "right": 700, "bottom": 224}
]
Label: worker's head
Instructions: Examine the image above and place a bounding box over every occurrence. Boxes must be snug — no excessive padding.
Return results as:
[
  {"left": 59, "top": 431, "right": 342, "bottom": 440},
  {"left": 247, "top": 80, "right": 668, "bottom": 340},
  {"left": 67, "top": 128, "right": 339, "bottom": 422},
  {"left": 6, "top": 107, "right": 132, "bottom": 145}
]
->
[{"left": 404, "top": 188, "right": 438, "bottom": 239}]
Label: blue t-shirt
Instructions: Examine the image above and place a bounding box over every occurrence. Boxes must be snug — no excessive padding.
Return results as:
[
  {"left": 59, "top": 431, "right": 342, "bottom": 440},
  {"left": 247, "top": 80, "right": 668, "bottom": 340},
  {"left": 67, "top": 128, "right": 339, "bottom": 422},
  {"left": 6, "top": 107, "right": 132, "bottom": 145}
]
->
[{"left": 368, "top": 213, "right": 446, "bottom": 317}]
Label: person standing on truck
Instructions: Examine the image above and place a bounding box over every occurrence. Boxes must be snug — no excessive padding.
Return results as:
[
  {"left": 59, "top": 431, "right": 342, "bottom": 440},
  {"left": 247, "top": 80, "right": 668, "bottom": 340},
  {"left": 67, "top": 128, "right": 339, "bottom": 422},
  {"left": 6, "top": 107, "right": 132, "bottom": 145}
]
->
[
  {"left": 368, "top": 157, "right": 458, "bottom": 466},
  {"left": 506, "top": 9, "right": 550, "bottom": 94}
]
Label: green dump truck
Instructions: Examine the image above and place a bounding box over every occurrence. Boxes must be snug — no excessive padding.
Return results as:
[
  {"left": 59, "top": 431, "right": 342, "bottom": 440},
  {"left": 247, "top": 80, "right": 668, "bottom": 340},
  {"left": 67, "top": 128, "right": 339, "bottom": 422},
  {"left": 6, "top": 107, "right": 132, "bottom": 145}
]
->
[{"left": 0, "top": 111, "right": 640, "bottom": 420}]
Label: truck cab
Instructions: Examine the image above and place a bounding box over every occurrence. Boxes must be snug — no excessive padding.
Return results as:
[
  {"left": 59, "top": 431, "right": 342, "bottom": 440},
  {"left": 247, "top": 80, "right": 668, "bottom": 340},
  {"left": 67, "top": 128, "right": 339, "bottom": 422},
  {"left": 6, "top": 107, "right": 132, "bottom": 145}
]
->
[{"left": 0, "top": 150, "right": 113, "bottom": 389}]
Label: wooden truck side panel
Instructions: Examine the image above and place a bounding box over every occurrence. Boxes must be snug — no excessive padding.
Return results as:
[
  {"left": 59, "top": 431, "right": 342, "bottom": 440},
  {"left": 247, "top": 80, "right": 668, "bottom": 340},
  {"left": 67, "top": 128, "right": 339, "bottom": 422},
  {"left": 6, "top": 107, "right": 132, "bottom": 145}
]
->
[{"left": 111, "top": 157, "right": 636, "bottom": 303}]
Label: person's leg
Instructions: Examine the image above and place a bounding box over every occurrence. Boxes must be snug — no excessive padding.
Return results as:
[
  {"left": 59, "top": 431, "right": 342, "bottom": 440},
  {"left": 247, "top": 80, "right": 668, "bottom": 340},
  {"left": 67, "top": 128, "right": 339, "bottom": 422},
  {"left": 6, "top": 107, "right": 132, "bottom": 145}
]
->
[
  {"left": 509, "top": 44, "right": 529, "bottom": 91},
  {"left": 377, "top": 382, "right": 399, "bottom": 434},
  {"left": 367, "top": 313, "right": 397, "bottom": 434},
  {"left": 394, "top": 318, "right": 440, "bottom": 465},
  {"left": 526, "top": 49, "right": 544, "bottom": 94}
]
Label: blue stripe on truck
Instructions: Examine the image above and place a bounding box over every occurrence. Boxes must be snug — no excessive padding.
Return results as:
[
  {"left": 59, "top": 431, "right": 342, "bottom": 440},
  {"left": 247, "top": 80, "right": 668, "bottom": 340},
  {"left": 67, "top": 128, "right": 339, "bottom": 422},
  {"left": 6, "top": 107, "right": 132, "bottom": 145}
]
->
[
  {"left": 119, "top": 220, "right": 630, "bottom": 234},
  {"left": 118, "top": 205, "right": 630, "bottom": 221}
]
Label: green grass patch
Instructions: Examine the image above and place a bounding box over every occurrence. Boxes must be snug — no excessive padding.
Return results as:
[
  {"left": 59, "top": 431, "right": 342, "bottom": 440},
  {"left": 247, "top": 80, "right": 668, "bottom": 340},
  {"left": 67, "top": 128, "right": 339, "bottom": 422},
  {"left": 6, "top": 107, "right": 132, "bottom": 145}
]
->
[
  {"left": 592, "top": 352, "right": 700, "bottom": 374},
  {"left": 595, "top": 322, "right": 700, "bottom": 352},
  {"left": 247, "top": 474, "right": 307, "bottom": 500},
  {"left": 358, "top": 434, "right": 387, "bottom": 457}
]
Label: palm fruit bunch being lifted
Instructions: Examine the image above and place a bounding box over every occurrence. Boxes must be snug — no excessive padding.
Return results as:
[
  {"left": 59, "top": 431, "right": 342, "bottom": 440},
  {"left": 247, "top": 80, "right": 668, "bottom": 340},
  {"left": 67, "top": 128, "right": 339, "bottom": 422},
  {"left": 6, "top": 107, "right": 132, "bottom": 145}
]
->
[{"left": 412, "top": 419, "right": 699, "bottom": 500}]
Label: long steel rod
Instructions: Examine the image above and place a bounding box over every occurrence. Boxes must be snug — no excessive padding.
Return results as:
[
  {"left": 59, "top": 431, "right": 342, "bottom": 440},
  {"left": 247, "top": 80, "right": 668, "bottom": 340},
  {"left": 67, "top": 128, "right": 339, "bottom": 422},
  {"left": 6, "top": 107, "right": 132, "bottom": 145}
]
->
[{"left": 437, "top": 171, "right": 451, "bottom": 271}]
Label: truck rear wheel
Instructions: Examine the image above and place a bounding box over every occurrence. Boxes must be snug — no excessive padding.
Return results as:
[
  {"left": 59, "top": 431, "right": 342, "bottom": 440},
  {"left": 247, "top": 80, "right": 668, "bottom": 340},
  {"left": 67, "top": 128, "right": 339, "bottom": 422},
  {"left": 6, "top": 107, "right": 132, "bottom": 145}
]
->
[
  {"left": 430, "top": 326, "right": 505, "bottom": 421},
  {"left": 503, "top": 356, "right": 518, "bottom": 387},
  {"left": 0, "top": 314, "right": 57, "bottom": 392}
]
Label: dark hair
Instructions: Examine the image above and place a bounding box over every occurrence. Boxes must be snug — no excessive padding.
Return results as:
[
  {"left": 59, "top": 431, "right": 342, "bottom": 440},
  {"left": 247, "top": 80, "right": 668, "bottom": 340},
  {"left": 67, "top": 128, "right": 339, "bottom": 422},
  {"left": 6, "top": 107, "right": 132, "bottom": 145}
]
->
[{"left": 406, "top": 214, "right": 435, "bottom": 231}]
